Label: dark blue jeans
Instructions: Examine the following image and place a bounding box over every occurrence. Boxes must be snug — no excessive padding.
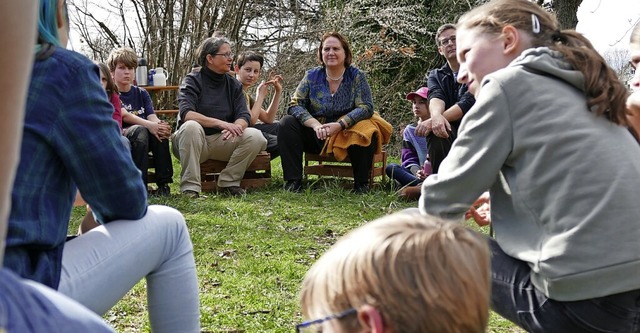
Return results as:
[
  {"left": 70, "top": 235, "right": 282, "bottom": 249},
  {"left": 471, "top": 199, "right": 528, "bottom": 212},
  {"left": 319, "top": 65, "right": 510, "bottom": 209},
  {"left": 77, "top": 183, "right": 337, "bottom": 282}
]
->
[
  {"left": 490, "top": 238, "right": 640, "bottom": 332},
  {"left": 385, "top": 163, "right": 420, "bottom": 187}
]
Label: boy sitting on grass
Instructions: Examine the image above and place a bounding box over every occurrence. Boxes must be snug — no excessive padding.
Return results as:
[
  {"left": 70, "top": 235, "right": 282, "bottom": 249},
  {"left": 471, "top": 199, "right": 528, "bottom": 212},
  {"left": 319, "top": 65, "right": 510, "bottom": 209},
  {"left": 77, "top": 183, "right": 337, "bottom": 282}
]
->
[{"left": 385, "top": 87, "right": 432, "bottom": 200}]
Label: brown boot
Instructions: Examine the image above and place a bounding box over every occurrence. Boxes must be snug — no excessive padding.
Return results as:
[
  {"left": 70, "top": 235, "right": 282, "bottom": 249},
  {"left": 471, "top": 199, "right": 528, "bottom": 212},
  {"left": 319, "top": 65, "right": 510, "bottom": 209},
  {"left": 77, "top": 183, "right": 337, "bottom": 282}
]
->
[{"left": 399, "top": 185, "right": 422, "bottom": 201}]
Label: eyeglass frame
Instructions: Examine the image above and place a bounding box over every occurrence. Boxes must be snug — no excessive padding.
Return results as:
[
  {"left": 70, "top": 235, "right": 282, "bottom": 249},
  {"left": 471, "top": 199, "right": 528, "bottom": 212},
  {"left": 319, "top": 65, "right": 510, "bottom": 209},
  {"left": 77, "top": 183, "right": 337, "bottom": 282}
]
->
[
  {"left": 212, "top": 52, "right": 235, "bottom": 59},
  {"left": 295, "top": 308, "right": 357, "bottom": 333},
  {"left": 438, "top": 35, "right": 457, "bottom": 46}
]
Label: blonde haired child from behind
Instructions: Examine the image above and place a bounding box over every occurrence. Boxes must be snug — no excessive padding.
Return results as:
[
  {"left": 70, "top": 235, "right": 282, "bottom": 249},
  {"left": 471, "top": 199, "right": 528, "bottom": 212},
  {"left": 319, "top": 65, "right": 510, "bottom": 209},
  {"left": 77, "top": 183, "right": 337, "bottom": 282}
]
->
[{"left": 298, "top": 212, "right": 490, "bottom": 333}]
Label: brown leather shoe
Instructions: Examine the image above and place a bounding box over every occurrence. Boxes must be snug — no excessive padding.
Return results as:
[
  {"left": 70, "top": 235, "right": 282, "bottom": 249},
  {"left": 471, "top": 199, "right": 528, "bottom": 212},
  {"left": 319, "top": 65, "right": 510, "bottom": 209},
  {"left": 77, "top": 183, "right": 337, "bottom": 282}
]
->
[
  {"left": 219, "top": 186, "right": 246, "bottom": 197},
  {"left": 399, "top": 185, "right": 421, "bottom": 201}
]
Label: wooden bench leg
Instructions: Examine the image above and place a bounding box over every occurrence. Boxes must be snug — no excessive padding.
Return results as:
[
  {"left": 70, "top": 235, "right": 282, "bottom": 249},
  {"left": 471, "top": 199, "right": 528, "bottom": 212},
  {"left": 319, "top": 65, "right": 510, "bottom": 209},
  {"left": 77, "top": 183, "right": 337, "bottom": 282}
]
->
[{"left": 304, "top": 150, "right": 387, "bottom": 185}]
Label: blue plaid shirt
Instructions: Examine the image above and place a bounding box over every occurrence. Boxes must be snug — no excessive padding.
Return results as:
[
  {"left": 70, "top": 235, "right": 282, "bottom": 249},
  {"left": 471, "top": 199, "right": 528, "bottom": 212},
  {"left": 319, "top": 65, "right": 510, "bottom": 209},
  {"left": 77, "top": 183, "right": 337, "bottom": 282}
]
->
[
  {"left": 4, "top": 45, "right": 147, "bottom": 289},
  {"left": 288, "top": 66, "right": 374, "bottom": 126}
]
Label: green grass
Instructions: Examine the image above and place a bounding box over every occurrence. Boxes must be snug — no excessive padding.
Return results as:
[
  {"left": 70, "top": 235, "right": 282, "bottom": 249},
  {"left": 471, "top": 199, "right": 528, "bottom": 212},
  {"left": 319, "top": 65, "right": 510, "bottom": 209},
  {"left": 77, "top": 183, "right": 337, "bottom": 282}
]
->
[{"left": 69, "top": 157, "right": 523, "bottom": 333}]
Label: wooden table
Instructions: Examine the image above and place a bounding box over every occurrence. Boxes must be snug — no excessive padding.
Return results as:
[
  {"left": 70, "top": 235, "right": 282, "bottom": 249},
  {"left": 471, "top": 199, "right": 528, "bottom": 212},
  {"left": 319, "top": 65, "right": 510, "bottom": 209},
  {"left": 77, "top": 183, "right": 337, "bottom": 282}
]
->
[
  {"left": 142, "top": 85, "right": 179, "bottom": 92},
  {"left": 143, "top": 85, "right": 179, "bottom": 117}
]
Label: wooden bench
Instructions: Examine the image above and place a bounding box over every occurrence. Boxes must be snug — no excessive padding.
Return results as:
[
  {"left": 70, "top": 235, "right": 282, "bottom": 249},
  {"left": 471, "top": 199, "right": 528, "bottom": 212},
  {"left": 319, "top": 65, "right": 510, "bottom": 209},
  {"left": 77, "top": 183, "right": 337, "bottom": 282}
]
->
[
  {"left": 155, "top": 109, "right": 179, "bottom": 117},
  {"left": 200, "top": 151, "right": 271, "bottom": 192},
  {"left": 304, "top": 150, "right": 387, "bottom": 185}
]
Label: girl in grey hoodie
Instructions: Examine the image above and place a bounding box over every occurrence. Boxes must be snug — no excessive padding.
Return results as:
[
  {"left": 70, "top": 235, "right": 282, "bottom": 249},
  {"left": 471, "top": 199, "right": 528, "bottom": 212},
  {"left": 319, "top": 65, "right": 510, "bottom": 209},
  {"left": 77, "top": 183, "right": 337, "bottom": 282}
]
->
[{"left": 420, "top": 0, "right": 640, "bottom": 332}]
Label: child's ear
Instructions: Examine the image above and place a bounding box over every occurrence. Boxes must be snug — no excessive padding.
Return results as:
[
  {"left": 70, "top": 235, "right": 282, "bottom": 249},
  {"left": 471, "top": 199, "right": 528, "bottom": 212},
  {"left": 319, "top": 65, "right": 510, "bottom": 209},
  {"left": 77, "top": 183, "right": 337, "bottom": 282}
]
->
[
  {"left": 56, "top": 0, "right": 66, "bottom": 29},
  {"left": 356, "top": 305, "right": 385, "bottom": 333},
  {"left": 234, "top": 65, "right": 240, "bottom": 72},
  {"left": 501, "top": 25, "right": 519, "bottom": 55}
]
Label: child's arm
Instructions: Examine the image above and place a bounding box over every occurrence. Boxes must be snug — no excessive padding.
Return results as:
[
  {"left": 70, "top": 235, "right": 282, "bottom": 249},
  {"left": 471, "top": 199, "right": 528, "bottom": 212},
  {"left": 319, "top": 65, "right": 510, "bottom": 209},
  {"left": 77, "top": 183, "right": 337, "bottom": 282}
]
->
[
  {"left": 249, "top": 82, "right": 269, "bottom": 125},
  {"left": 122, "top": 109, "right": 168, "bottom": 141},
  {"left": 464, "top": 192, "right": 491, "bottom": 227},
  {"left": 78, "top": 206, "right": 100, "bottom": 235},
  {"left": 400, "top": 126, "right": 421, "bottom": 173},
  {"left": 258, "top": 74, "right": 283, "bottom": 124}
]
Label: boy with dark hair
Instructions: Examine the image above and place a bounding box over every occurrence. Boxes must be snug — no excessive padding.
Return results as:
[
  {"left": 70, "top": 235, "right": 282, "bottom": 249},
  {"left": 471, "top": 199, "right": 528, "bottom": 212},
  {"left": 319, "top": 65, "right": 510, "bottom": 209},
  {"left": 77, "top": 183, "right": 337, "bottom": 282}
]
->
[
  {"left": 234, "top": 51, "right": 283, "bottom": 158},
  {"left": 107, "top": 47, "right": 174, "bottom": 195}
]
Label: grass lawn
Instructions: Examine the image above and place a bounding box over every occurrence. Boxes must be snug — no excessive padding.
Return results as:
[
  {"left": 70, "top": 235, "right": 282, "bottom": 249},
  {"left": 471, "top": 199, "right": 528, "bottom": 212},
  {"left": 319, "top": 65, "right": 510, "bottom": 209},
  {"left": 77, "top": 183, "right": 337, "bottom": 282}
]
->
[{"left": 69, "top": 156, "right": 524, "bottom": 333}]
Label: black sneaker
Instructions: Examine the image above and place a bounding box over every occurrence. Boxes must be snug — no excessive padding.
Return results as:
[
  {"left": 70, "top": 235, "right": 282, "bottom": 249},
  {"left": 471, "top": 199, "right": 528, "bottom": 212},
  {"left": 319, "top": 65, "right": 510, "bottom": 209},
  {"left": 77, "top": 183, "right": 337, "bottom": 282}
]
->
[
  {"left": 156, "top": 184, "right": 171, "bottom": 197},
  {"left": 283, "top": 180, "right": 303, "bottom": 193},
  {"left": 219, "top": 186, "right": 246, "bottom": 197},
  {"left": 182, "top": 190, "right": 199, "bottom": 198}
]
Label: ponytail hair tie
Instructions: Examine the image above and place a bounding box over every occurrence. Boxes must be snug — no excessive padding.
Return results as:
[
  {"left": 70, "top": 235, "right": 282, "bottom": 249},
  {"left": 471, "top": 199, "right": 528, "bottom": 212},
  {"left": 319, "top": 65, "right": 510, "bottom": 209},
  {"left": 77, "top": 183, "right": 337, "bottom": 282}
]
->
[{"left": 551, "top": 29, "right": 567, "bottom": 44}]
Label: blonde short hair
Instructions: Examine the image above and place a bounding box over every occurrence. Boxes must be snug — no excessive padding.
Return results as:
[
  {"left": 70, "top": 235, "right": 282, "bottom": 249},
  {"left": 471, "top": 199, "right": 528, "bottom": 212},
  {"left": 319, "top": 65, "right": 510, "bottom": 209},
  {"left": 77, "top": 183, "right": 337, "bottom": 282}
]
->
[
  {"left": 299, "top": 212, "right": 490, "bottom": 333},
  {"left": 106, "top": 47, "right": 138, "bottom": 72}
]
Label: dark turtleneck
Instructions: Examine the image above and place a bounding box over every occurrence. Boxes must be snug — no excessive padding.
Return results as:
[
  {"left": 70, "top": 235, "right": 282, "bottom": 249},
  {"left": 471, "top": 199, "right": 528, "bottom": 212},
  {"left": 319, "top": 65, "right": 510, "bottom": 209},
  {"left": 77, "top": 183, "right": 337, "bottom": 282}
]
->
[{"left": 177, "top": 65, "right": 250, "bottom": 135}]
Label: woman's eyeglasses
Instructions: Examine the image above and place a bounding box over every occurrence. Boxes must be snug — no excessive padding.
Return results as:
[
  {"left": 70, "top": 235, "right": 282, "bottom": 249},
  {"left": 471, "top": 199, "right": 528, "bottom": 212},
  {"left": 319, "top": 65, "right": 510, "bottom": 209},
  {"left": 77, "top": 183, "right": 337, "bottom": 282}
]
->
[
  {"left": 295, "top": 308, "right": 356, "bottom": 333},
  {"left": 213, "top": 52, "right": 234, "bottom": 59}
]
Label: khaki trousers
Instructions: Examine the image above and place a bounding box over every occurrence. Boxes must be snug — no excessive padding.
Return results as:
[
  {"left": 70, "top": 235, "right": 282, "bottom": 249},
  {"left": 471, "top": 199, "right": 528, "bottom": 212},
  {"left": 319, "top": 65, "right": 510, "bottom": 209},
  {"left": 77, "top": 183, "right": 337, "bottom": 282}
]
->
[{"left": 172, "top": 120, "right": 267, "bottom": 192}]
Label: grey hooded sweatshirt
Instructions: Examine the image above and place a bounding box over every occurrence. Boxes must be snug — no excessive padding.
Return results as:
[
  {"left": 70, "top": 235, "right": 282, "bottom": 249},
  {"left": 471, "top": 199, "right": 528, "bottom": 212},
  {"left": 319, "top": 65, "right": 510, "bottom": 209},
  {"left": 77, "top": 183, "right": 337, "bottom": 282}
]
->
[{"left": 420, "top": 47, "right": 640, "bottom": 301}]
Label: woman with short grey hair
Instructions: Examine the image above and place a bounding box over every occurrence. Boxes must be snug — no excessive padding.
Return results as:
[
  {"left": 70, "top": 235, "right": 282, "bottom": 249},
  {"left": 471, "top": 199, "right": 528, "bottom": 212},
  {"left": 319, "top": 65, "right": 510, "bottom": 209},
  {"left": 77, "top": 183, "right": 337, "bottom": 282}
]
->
[{"left": 173, "top": 36, "right": 267, "bottom": 197}]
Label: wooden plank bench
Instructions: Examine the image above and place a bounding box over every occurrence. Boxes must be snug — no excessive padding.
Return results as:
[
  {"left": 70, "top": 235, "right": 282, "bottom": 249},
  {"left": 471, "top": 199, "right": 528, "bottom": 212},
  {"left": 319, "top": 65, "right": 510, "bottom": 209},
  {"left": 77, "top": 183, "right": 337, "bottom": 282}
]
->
[
  {"left": 304, "top": 150, "right": 387, "bottom": 185},
  {"left": 154, "top": 109, "right": 179, "bottom": 117},
  {"left": 200, "top": 151, "right": 271, "bottom": 192}
]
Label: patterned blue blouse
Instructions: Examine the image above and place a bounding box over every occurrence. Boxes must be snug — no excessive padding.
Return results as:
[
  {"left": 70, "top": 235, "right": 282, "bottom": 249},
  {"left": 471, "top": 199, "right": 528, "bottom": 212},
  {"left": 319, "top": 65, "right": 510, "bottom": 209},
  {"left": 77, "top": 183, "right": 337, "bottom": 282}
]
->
[{"left": 288, "top": 66, "right": 374, "bottom": 127}]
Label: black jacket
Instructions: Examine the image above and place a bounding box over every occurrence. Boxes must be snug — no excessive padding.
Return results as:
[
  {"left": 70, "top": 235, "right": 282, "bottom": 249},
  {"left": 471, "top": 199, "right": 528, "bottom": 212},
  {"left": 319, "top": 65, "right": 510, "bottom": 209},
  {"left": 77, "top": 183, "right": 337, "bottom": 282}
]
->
[
  {"left": 422, "top": 62, "right": 475, "bottom": 133},
  {"left": 177, "top": 66, "right": 250, "bottom": 135}
]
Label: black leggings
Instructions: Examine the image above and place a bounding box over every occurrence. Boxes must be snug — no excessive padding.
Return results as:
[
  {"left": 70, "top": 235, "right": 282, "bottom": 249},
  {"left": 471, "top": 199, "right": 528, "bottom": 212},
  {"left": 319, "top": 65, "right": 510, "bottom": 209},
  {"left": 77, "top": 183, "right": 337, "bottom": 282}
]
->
[{"left": 278, "top": 115, "right": 377, "bottom": 184}]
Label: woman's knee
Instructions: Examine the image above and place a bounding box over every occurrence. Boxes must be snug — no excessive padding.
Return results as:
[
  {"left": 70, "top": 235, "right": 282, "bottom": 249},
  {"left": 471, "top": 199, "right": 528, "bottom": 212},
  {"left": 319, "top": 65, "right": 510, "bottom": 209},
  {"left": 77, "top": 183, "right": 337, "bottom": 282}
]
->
[
  {"left": 278, "top": 115, "right": 301, "bottom": 138},
  {"left": 178, "top": 120, "right": 204, "bottom": 137},
  {"left": 175, "top": 121, "right": 205, "bottom": 148},
  {"left": 242, "top": 128, "right": 267, "bottom": 150},
  {"left": 279, "top": 115, "right": 297, "bottom": 127},
  {"left": 145, "top": 205, "right": 193, "bottom": 252}
]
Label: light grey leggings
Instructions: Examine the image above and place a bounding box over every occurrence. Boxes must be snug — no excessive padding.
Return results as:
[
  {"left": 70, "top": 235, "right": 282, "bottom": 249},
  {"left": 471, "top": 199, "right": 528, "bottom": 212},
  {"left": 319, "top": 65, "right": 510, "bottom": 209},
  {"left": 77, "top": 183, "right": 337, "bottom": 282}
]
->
[{"left": 58, "top": 205, "right": 200, "bottom": 333}]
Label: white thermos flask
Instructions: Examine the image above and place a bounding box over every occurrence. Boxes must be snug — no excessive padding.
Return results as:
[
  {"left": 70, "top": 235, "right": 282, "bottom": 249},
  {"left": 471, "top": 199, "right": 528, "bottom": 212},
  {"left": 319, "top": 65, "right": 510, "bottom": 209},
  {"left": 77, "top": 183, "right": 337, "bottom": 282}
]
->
[{"left": 136, "top": 57, "right": 148, "bottom": 86}]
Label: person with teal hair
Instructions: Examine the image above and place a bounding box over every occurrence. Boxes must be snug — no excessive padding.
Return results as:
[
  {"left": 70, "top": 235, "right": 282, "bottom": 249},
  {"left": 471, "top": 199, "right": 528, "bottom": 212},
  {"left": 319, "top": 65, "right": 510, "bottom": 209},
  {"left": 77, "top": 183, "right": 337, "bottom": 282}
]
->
[
  {"left": 0, "top": 1, "right": 114, "bottom": 332},
  {"left": 3, "top": 0, "right": 201, "bottom": 331}
]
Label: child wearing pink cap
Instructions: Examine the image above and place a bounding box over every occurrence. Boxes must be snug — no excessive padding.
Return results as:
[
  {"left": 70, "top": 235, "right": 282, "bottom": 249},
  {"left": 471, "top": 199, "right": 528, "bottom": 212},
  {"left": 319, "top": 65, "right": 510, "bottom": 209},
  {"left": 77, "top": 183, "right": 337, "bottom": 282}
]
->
[{"left": 386, "top": 87, "right": 431, "bottom": 200}]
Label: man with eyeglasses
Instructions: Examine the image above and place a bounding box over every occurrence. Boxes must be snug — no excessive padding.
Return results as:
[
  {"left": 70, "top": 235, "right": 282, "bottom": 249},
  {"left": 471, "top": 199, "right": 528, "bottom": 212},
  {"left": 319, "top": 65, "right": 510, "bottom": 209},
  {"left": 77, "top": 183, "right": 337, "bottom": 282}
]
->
[
  {"left": 415, "top": 23, "right": 476, "bottom": 174},
  {"left": 172, "top": 36, "right": 267, "bottom": 197}
]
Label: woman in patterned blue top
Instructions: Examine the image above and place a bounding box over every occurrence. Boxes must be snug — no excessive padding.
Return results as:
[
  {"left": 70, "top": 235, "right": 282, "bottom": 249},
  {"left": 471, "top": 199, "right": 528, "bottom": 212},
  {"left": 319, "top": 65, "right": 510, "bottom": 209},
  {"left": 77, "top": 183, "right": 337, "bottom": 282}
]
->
[{"left": 279, "top": 32, "right": 376, "bottom": 193}]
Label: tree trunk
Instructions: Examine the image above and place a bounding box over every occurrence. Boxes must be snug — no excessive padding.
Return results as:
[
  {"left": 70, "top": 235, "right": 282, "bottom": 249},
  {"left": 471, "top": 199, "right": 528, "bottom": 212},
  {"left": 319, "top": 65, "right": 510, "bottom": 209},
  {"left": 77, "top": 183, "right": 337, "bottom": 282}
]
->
[{"left": 552, "top": 0, "right": 582, "bottom": 29}]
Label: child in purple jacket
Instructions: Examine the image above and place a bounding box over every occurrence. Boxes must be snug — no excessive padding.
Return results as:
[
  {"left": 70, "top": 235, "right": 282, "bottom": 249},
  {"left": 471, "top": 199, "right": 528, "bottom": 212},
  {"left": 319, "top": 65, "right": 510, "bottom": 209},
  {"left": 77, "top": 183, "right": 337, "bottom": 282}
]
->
[{"left": 386, "top": 87, "right": 432, "bottom": 197}]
